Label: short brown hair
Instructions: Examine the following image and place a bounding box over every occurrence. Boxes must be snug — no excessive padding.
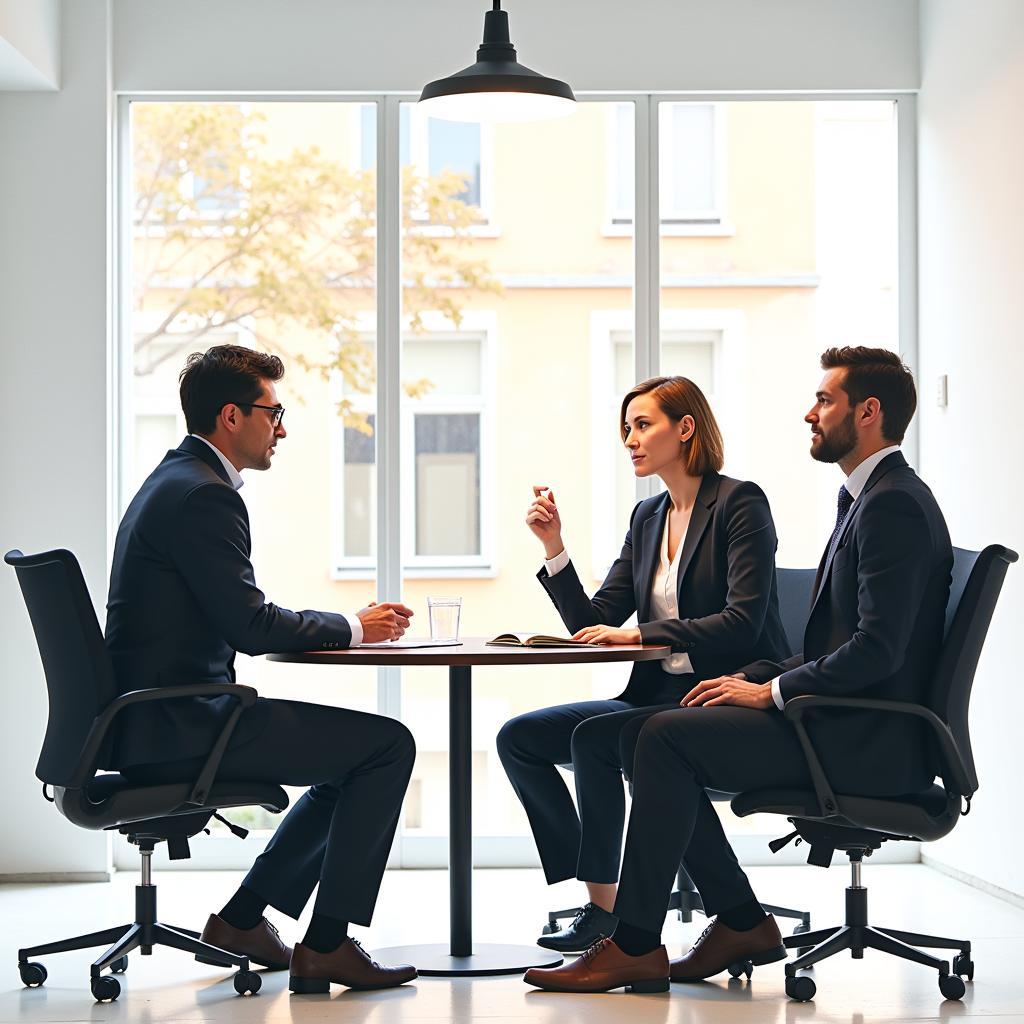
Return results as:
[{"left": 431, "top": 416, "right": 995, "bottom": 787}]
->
[
  {"left": 820, "top": 346, "right": 917, "bottom": 443},
  {"left": 620, "top": 376, "right": 724, "bottom": 475},
  {"left": 179, "top": 344, "right": 285, "bottom": 435}
]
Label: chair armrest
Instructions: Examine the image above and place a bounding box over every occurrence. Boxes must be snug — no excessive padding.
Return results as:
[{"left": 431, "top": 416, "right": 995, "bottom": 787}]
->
[
  {"left": 70, "top": 684, "right": 258, "bottom": 805},
  {"left": 782, "top": 695, "right": 972, "bottom": 818}
]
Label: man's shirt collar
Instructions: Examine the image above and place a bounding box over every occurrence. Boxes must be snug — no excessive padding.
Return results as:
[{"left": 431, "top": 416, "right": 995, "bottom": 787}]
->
[
  {"left": 189, "top": 434, "right": 244, "bottom": 490},
  {"left": 844, "top": 444, "right": 901, "bottom": 500}
]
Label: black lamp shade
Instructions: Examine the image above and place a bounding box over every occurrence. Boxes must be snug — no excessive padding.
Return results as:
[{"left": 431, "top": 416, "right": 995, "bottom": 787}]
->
[{"left": 419, "top": 6, "right": 576, "bottom": 123}]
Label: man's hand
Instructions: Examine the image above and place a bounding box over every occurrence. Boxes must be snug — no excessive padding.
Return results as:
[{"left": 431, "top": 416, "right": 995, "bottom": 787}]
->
[
  {"left": 681, "top": 673, "right": 774, "bottom": 710},
  {"left": 357, "top": 601, "right": 414, "bottom": 643},
  {"left": 571, "top": 625, "right": 642, "bottom": 645}
]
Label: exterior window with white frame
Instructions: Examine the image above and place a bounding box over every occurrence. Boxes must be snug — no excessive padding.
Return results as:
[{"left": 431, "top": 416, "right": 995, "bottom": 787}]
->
[
  {"left": 333, "top": 328, "right": 492, "bottom": 576},
  {"left": 607, "top": 101, "right": 727, "bottom": 233},
  {"left": 361, "top": 105, "right": 490, "bottom": 222}
]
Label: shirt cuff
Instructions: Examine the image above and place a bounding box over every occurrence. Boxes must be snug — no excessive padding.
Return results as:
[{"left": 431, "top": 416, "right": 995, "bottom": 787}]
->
[
  {"left": 544, "top": 548, "right": 570, "bottom": 577},
  {"left": 770, "top": 677, "right": 785, "bottom": 711},
  {"left": 343, "top": 612, "right": 363, "bottom": 647}
]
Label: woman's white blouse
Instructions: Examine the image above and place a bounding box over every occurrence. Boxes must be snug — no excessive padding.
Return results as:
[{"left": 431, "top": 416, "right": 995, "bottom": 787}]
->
[
  {"left": 648, "top": 515, "right": 695, "bottom": 675},
  {"left": 544, "top": 513, "right": 695, "bottom": 676}
]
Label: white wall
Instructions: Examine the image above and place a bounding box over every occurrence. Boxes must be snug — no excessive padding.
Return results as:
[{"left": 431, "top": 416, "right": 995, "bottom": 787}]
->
[
  {"left": 0, "top": 0, "right": 920, "bottom": 875},
  {"left": 0, "top": 0, "right": 60, "bottom": 90},
  {"left": 0, "top": 0, "right": 110, "bottom": 876},
  {"left": 917, "top": 0, "right": 1024, "bottom": 900},
  {"left": 113, "top": 0, "right": 919, "bottom": 94}
]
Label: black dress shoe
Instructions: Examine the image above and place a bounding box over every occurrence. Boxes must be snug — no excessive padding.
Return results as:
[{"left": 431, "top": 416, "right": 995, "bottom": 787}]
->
[{"left": 537, "top": 903, "right": 619, "bottom": 953}]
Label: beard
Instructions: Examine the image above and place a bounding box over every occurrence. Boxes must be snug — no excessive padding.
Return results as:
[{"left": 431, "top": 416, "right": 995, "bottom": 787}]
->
[{"left": 811, "top": 410, "right": 857, "bottom": 463}]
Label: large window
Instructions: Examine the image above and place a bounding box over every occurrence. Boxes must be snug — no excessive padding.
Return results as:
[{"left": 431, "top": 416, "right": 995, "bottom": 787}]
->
[{"left": 119, "top": 95, "right": 906, "bottom": 867}]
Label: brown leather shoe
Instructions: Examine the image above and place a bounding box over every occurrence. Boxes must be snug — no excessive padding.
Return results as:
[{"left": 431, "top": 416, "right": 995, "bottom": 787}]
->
[
  {"left": 289, "top": 938, "right": 417, "bottom": 993},
  {"left": 670, "top": 915, "right": 786, "bottom": 982},
  {"left": 524, "top": 938, "right": 669, "bottom": 993},
  {"left": 198, "top": 913, "right": 292, "bottom": 971}
]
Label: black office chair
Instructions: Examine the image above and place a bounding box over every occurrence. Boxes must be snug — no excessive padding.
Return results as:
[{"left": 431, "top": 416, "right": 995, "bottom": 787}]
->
[
  {"left": 543, "top": 568, "right": 817, "bottom": 953},
  {"left": 6, "top": 548, "right": 290, "bottom": 1002},
  {"left": 731, "top": 544, "right": 1018, "bottom": 1002}
]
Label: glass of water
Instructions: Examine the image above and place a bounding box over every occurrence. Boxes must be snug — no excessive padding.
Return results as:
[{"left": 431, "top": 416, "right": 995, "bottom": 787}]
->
[{"left": 427, "top": 596, "right": 462, "bottom": 642}]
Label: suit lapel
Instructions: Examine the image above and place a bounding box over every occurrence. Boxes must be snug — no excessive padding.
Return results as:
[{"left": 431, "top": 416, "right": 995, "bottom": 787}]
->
[
  {"left": 809, "top": 450, "right": 909, "bottom": 612},
  {"left": 636, "top": 493, "right": 669, "bottom": 622},
  {"left": 674, "top": 473, "right": 720, "bottom": 601}
]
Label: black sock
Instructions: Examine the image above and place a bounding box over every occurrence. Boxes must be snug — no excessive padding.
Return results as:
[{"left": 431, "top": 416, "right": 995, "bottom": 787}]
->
[
  {"left": 612, "top": 919, "right": 661, "bottom": 956},
  {"left": 302, "top": 913, "right": 349, "bottom": 954},
  {"left": 717, "top": 899, "right": 768, "bottom": 932},
  {"left": 219, "top": 885, "right": 267, "bottom": 931}
]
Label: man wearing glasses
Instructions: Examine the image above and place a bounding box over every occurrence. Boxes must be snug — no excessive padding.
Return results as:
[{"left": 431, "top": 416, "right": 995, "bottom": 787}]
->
[{"left": 105, "top": 344, "right": 418, "bottom": 993}]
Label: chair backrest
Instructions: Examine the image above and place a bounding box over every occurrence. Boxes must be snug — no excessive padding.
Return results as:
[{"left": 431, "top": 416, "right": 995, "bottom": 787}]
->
[
  {"left": 775, "top": 567, "right": 816, "bottom": 657},
  {"left": 926, "top": 544, "right": 1018, "bottom": 796},
  {"left": 4, "top": 548, "right": 119, "bottom": 787}
]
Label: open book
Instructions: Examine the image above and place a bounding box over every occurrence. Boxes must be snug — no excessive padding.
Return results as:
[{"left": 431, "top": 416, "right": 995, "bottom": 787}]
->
[{"left": 486, "top": 633, "right": 592, "bottom": 648}]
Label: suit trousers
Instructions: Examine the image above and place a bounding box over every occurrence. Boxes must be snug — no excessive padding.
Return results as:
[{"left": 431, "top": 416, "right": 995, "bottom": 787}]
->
[
  {"left": 496, "top": 699, "right": 678, "bottom": 885},
  {"left": 613, "top": 706, "right": 812, "bottom": 934},
  {"left": 123, "top": 698, "right": 415, "bottom": 926}
]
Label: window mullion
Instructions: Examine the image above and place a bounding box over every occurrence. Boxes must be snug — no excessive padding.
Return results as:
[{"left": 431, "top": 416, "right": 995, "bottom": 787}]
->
[
  {"left": 376, "top": 96, "right": 403, "bottom": 727},
  {"left": 634, "top": 95, "right": 660, "bottom": 502}
]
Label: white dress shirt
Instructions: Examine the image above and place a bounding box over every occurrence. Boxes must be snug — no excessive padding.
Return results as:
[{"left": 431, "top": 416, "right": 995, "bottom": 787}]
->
[
  {"left": 544, "top": 512, "right": 695, "bottom": 674},
  {"left": 769, "top": 444, "right": 902, "bottom": 710},
  {"left": 188, "top": 434, "right": 363, "bottom": 646}
]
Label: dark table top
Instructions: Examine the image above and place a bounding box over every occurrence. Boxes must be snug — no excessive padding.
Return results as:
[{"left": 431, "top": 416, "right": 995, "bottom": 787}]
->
[{"left": 267, "top": 637, "right": 671, "bottom": 668}]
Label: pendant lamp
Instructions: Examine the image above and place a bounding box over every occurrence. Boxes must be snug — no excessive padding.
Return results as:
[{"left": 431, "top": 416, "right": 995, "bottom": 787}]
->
[{"left": 418, "top": 1, "right": 576, "bottom": 123}]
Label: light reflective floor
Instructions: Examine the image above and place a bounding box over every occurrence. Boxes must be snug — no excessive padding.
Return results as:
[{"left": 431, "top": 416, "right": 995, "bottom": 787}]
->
[{"left": 2, "top": 863, "right": 1023, "bottom": 1023}]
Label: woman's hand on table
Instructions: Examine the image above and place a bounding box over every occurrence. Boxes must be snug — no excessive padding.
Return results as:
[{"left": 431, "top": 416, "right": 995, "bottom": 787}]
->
[{"left": 571, "top": 625, "right": 643, "bottom": 645}]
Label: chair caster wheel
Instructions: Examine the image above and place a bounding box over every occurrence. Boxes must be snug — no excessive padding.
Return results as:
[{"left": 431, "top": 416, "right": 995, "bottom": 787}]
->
[
  {"left": 939, "top": 973, "right": 966, "bottom": 1000},
  {"left": 785, "top": 974, "right": 816, "bottom": 1001},
  {"left": 110, "top": 956, "right": 129, "bottom": 974},
  {"left": 91, "top": 976, "right": 121, "bottom": 1002},
  {"left": 727, "top": 960, "right": 753, "bottom": 979},
  {"left": 953, "top": 953, "right": 974, "bottom": 980},
  {"left": 234, "top": 969, "right": 262, "bottom": 996},
  {"left": 19, "top": 962, "right": 47, "bottom": 988}
]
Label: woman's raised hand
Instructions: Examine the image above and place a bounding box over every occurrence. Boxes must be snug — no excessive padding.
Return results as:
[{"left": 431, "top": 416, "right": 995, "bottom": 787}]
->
[{"left": 526, "top": 486, "right": 564, "bottom": 558}]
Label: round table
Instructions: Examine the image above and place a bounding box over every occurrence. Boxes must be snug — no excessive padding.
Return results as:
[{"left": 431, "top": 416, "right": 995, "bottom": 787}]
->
[{"left": 268, "top": 637, "right": 670, "bottom": 976}]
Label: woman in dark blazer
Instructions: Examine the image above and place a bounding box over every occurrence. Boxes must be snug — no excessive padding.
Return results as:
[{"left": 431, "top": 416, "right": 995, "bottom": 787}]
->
[{"left": 496, "top": 375, "right": 789, "bottom": 952}]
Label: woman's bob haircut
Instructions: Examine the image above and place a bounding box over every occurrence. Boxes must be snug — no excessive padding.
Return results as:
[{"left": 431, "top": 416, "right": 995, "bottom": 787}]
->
[{"left": 620, "top": 376, "right": 724, "bottom": 476}]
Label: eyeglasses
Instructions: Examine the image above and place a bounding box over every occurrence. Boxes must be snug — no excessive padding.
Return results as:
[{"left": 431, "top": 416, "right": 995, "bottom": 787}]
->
[{"left": 237, "top": 402, "right": 286, "bottom": 427}]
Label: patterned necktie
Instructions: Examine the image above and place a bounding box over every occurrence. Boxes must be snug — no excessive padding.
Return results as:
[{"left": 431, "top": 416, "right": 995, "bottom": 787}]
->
[{"left": 827, "top": 485, "right": 855, "bottom": 558}]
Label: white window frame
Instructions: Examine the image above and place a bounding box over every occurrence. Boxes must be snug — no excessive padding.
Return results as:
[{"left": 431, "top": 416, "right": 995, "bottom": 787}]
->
[
  {"left": 589, "top": 307, "right": 748, "bottom": 581},
  {"left": 331, "top": 309, "right": 498, "bottom": 579},
  {"left": 604, "top": 101, "right": 734, "bottom": 237}
]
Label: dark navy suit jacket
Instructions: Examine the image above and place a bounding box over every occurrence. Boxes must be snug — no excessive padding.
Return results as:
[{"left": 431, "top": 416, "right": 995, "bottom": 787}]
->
[
  {"left": 538, "top": 473, "right": 790, "bottom": 706},
  {"left": 739, "top": 451, "right": 953, "bottom": 795},
  {"left": 104, "top": 435, "right": 354, "bottom": 769}
]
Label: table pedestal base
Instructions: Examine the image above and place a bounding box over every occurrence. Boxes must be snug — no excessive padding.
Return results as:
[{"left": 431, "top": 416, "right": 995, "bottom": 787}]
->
[{"left": 371, "top": 943, "right": 563, "bottom": 977}]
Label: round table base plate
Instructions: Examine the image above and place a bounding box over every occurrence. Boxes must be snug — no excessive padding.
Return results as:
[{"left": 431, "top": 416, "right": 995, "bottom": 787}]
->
[{"left": 371, "top": 943, "right": 563, "bottom": 977}]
